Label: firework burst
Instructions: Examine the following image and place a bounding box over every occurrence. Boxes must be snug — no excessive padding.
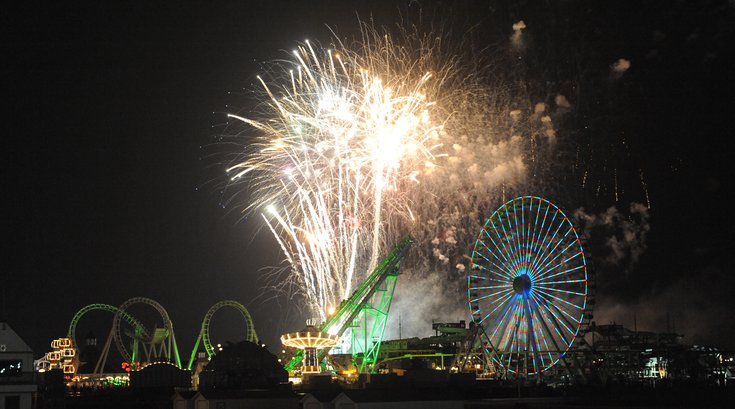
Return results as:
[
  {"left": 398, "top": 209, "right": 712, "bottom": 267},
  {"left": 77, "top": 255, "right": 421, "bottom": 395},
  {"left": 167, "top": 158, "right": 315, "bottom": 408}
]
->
[
  {"left": 228, "top": 25, "right": 453, "bottom": 321},
  {"left": 226, "top": 17, "right": 647, "bottom": 330}
]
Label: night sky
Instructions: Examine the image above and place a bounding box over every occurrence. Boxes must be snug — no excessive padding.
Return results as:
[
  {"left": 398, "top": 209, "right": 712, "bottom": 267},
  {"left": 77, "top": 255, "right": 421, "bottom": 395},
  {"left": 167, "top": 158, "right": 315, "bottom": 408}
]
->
[{"left": 2, "top": 0, "right": 734, "bottom": 361}]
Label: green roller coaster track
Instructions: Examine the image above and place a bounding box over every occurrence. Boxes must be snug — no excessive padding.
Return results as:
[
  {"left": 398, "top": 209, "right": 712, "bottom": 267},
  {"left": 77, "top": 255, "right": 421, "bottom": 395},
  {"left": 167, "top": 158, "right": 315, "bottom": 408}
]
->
[
  {"left": 112, "top": 297, "right": 181, "bottom": 368},
  {"left": 68, "top": 303, "right": 156, "bottom": 374},
  {"left": 67, "top": 303, "right": 149, "bottom": 355},
  {"left": 187, "top": 300, "right": 259, "bottom": 370},
  {"left": 284, "top": 235, "right": 414, "bottom": 373}
]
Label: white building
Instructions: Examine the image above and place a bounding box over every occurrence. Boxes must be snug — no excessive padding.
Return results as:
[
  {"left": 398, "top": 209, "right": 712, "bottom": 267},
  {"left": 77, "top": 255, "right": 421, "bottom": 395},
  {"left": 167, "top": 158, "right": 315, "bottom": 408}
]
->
[{"left": 0, "top": 322, "right": 37, "bottom": 409}]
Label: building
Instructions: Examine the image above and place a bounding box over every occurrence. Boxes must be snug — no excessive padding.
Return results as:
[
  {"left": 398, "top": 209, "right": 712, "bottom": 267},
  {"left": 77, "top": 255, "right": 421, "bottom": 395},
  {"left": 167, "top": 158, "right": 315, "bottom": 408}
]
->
[
  {"left": 190, "top": 389, "right": 299, "bottom": 409},
  {"left": 303, "top": 389, "right": 465, "bottom": 409},
  {"left": 0, "top": 322, "right": 37, "bottom": 409},
  {"left": 171, "top": 390, "right": 197, "bottom": 409}
]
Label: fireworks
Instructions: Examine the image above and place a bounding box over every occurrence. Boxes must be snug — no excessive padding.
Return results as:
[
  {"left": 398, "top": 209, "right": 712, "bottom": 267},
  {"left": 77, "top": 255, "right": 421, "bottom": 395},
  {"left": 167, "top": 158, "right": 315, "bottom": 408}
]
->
[
  {"left": 227, "top": 19, "right": 651, "bottom": 330},
  {"left": 227, "top": 26, "right": 451, "bottom": 321}
]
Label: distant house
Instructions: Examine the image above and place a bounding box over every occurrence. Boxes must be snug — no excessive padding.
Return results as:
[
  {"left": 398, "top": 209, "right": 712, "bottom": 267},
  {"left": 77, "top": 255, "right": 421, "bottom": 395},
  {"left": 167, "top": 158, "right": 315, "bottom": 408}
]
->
[
  {"left": 0, "top": 322, "right": 37, "bottom": 409},
  {"left": 301, "top": 390, "right": 340, "bottom": 409},
  {"left": 305, "top": 389, "right": 465, "bottom": 409},
  {"left": 191, "top": 388, "right": 300, "bottom": 409},
  {"left": 172, "top": 390, "right": 197, "bottom": 409}
]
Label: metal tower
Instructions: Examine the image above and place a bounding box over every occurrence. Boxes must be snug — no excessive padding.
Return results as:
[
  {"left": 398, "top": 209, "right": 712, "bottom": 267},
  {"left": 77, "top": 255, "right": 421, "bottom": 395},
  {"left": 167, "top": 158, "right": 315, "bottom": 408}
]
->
[{"left": 284, "top": 235, "right": 414, "bottom": 373}]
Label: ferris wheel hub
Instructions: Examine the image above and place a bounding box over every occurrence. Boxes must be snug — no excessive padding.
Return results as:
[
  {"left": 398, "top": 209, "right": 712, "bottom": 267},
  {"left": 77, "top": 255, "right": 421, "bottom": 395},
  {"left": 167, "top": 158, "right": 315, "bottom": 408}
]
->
[{"left": 512, "top": 274, "right": 532, "bottom": 294}]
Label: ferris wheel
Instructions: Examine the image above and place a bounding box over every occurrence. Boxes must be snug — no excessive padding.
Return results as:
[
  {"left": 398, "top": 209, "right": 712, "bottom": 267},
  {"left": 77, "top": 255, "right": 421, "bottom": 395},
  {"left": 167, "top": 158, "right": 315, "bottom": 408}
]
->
[{"left": 468, "top": 196, "right": 590, "bottom": 376}]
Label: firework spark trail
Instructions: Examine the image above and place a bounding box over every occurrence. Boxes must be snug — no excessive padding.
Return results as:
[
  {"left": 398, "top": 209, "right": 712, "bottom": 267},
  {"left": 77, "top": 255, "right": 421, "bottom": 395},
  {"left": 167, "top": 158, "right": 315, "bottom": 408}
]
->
[{"left": 228, "top": 27, "right": 448, "bottom": 321}]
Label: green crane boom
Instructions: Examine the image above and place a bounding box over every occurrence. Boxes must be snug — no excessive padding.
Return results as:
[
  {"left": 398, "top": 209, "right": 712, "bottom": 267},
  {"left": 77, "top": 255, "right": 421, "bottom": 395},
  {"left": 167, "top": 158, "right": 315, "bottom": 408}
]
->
[{"left": 284, "top": 235, "right": 414, "bottom": 372}]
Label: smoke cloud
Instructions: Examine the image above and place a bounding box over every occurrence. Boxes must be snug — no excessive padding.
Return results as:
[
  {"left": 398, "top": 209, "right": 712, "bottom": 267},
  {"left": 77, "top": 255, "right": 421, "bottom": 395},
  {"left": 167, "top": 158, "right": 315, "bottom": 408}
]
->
[
  {"left": 511, "top": 20, "right": 527, "bottom": 50},
  {"left": 593, "top": 261, "right": 735, "bottom": 348},
  {"left": 387, "top": 268, "right": 467, "bottom": 340},
  {"left": 574, "top": 202, "right": 650, "bottom": 272},
  {"left": 610, "top": 58, "right": 631, "bottom": 79}
]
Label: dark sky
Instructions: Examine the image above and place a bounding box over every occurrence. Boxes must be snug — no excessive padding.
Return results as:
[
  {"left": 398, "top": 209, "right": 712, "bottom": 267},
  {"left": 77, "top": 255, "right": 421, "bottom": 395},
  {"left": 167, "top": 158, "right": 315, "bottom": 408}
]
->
[{"left": 2, "top": 0, "right": 734, "bottom": 361}]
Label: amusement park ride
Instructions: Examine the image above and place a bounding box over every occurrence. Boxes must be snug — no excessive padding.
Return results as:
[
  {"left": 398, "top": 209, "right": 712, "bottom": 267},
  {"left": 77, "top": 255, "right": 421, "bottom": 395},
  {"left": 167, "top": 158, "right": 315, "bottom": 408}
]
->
[
  {"left": 45, "top": 298, "right": 258, "bottom": 383},
  {"left": 465, "top": 196, "right": 594, "bottom": 380},
  {"left": 283, "top": 234, "right": 415, "bottom": 374},
  {"left": 44, "top": 196, "right": 594, "bottom": 385}
]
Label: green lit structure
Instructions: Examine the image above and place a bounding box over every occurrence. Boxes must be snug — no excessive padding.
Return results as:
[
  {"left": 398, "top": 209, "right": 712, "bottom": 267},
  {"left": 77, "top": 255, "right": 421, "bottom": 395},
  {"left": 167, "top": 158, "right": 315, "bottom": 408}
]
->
[
  {"left": 284, "top": 235, "right": 414, "bottom": 373},
  {"left": 112, "top": 297, "right": 182, "bottom": 368},
  {"left": 67, "top": 303, "right": 150, "bottom": 374},
  {"left": 281, "top": 321, "right": 340, "bottom": 373},
  {"left": 68, "top": 299, "right": 260, "bottom": 376},
  {"left": 186, "top": 300, "right": 259, "bottom": 370}
]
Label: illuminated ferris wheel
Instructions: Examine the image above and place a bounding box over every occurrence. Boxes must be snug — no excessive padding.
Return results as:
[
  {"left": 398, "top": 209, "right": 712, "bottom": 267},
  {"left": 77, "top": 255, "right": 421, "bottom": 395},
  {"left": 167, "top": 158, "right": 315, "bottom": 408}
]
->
[{"left": 468, "top": 196, "right": 590, "bottom": 376}]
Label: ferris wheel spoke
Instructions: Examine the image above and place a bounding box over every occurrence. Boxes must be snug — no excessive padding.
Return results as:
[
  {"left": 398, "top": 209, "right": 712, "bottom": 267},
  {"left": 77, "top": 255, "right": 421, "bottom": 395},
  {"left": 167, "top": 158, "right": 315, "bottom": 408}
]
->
[
  {"left": 524, "top": 198, "right": 544, "bottom": 275},
  {"left": 473, "top": 246, "right": 515, "bottom": 279},
  {"left": 535, "top": 290, "right": 582, "bottom": 330},
  {"left": 470, "top": 283, "right": 513, "bottom": 291},
  {"left": 490, "top": 296, "right": 521, "bottom": 347},
  {"left": 536, "top": 300, "right": 574, "bottom": 348},
  {"left": 542, "top": 298, "right": 583, "bottom": 344},
  {"left": 501, "top": 300, "right": 523, "bottom": 354},
  {"left": 537, "top": 206, "right": 562, "bottom": 240},
  {"left": 478, "top": 231, "right": 507, "bottom": 264},
  {"left": 481, "top": 291, "right": 516, "bottom": 328},
  {"left": 534, "top": 225, "right": 573, "bottom": 271},
  {"left": 533, "top": 295, "right": 559, "bottom": 362},
  {"left": 480, "top": 229, "right": 515, "bottom": 271},
  {"left": 495, "top": 208, "right": 523, "bottom": 274},
  {"left": 468, "top": 274, "right": 509, "bottom": 285},
  {"left": 535, "top": 303, "right": 571, "bottom": 361},
  {"left": 515, "top": 200, "right": 531, "bottom": 274},
  {"left": 536, "top": 264, "right": 586, "bottom": 283},
  {"left": 534, "top": 287, "right": 585, "bottom": 311},
  {"left": 531, "top": 304, "right": 554, "bottom": 367},
  {"left": 534, "top": 294, "right": 579, "bottom": 342},
  {"left": 535, "top": 234, "right": 577, "bottom": 278},
  {"left": 504, "top": 204, "right": 526, "bottom": 274},
  {"left": 523, "top": 294, "right": 543, "bottom": 375},
  {"left": 538, "top": 278, "right": 587, "bottom": 285},
  {"left": 535, "top": 295, "right": 585, "bottom": 324},
  {"left": 473, "top": 255, "right": 511, "bottom": 281},
  {"left": 536, "top": 248, "right": 583, "bottom": 281},
  {"left": 471, "top": 289, "right": 514, "bottom": 310},
  {"left": 528, "top": 203, "right": 552, "bottom": 265},
  {"left": 498, "top": 320, "right": 516, "bottom": 356},
  {"left": 470, "top": 287, "right": 513, "bottom": 304},
  {"left": 528, "top": 211, "right": 564, "bottom": 277},
  {"left": 487, "top": 294, "right": 518, "bottom": 337},
  {"left": 481, "top": 290, "right": 515, "bottom": 312},
  {"left": 538, "top": 206, "right": 557, "bottom": 248},
  {"left": 526, "top": 197, "right": 545, "bottom": 276},
  {"left": 535, "top": 285, "right": 586, "bottom": 297},
  {"left": 519, "top": 199, "right": 527, "bottom": 269},
  {"left": 529, "top": 306, "right": 558, "bottom": 353},
  {"left": 487, "top": 218, "right": 516, "bottom": 266}
]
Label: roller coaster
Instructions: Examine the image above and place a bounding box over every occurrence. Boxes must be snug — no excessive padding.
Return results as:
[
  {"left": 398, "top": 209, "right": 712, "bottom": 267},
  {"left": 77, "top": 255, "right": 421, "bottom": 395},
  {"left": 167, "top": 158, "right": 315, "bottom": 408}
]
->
[{"left": 65, "top": 298, "right": 258, "bottom": 375}]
